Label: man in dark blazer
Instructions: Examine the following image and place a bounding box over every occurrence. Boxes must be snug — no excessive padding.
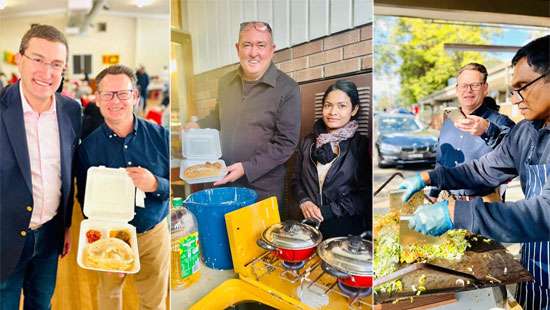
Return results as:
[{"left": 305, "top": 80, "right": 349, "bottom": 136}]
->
[{"left": 0, "top": 25, "right": 81, "bottom": 309}]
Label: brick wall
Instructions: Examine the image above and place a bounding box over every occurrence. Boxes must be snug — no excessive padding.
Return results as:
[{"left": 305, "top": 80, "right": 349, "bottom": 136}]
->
[
  {"left": 189, "top": 24, "right": 372, "bottom": 119},
  {"left": 276, "top": 24, "right": 372, "bottom": 82}
]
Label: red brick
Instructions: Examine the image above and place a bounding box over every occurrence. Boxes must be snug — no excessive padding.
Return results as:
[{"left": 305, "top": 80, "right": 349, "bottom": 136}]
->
[
  {"left": 361, "top": 55, "right": 373, "bottom": 70},
  {"left": 309, "top": 48, "right": 343, "bottom": 67},
  {"left": 292, "top": 40, "right": 323, "bottom": 58},
  {"left": 360, "top": 25, "right": 373, "bottom": 41},
  {"left": 324, "top": 58, "right": 361, "bottom": 77},
  {"left": 323, "top": 29, "right": 360, "bottom": 50},
  {"left": 273, "top": 48, "right": 291, "bottom": 64},
  {"left": 278, "top": 56, "right": 308, "bottom": 72},
  {"left": 344, "top": 40, "right": 372, "bottom": 59},
  {"left": 294, "top": 67, "right": 324, "bottom": 82}
]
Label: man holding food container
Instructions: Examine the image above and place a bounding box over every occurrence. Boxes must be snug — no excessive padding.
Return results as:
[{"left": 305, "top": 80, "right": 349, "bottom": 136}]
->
[
  {"left": 430, "top": 62, "right": 515, "bottom": 202},
  {"left": 184, "top": 21, "right": 301, "bottom": 218},
  {"left": 76, "top": 65, "right": 169, "bottom": 310}
]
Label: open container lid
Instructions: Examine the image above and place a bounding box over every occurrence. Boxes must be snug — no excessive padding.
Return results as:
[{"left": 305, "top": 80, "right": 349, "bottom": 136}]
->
[
  {"left": 182, "top": 128, "right": 222, "bottom": 160},
  {"left": 83, "top": 166, "right": 136, "bottom": 222}
]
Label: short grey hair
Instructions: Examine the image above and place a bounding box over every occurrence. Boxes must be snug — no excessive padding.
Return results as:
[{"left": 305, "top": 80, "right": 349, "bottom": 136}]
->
[{"left": 238, "top": 21, "right": 273, "bottom": 43}]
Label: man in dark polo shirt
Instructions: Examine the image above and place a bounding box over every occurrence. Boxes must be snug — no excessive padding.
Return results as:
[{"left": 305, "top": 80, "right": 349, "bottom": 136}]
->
[
  {"left": 186, "top": 21, "right": 301, "bottom": 216},
  {"left": 76, "top": 65, "right": 169, "bottom": 310}
]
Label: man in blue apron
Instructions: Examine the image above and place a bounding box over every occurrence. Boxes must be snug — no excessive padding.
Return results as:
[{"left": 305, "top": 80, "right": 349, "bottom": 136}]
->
[
  {"left": 399, "top": 35, "right": 550, "bottom": 309},
  {"left": 430, "top": 63, "right": 515, "bottom": 202}
]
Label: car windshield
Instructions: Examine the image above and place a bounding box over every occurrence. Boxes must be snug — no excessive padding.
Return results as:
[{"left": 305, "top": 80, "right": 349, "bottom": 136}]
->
[{"left": 378, "top": 116, "right": 422, "bottom": 133}]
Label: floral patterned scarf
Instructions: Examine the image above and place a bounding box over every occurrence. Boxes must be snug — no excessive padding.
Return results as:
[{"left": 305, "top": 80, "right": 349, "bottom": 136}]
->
[{"left": 312, "top": 119, "right": 358, "bottom": 164}]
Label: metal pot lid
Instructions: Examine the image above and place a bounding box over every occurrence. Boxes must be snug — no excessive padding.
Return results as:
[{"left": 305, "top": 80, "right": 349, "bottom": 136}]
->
[
  {"left": 262, "top": 219, "right": 322, "bottom": 250},
  {"left": 317, "top": 234, "right": 373, "bottom": 276}
]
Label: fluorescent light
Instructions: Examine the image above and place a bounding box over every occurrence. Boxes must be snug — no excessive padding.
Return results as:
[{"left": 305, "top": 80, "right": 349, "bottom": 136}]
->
[
  {"left": 170, "top": 60, "right": 177, "bottom": 73},
  {"left": 135, "top": 0, "right": 153, "bottom": 8},
  {"left": 0, "top": 0, "right": 6, "bottom": 10},
  {"left": 68, "top": 0, "right": 93, "bottom": 11}
]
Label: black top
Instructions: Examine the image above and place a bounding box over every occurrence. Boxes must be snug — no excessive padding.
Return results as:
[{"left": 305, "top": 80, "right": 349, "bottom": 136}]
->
[{"left": 292, "top": 120, "right": 371, "bottom": 237}]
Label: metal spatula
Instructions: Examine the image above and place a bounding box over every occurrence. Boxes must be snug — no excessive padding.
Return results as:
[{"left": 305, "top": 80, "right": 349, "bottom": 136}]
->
[
  {"left": 399, "top": 215, "right": 439, "bottom": 247},
  {"left": 390, "top": 189, "right": 439, "bottom": 248}
]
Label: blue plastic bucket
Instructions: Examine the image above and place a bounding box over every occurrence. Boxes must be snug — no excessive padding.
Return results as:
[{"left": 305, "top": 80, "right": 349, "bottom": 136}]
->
[{"left": 184, "top": 187, "right": 257, "bottom": 269}]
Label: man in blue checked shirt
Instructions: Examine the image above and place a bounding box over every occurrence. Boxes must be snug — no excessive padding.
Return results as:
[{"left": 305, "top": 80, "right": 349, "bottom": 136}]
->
[
  {"left": 399, "top": 35, "right": 550, "bottom": 309},
  {"left": 76, "top": 65, "right": 169, "bottom": 310}
]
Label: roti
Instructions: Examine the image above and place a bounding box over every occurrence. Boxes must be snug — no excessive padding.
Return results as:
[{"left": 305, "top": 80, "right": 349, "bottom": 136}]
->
[
  {"left": 183, "top": 161, "right": 222, "bottom": 179},
  {"left": 83, "top": 237, "right": 135, "bottom": 271}
]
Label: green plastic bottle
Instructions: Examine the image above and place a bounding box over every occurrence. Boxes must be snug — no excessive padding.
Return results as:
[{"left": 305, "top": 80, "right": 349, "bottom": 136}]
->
[{"left": 170, "top": 197, "right": 201, "bottom": 289}]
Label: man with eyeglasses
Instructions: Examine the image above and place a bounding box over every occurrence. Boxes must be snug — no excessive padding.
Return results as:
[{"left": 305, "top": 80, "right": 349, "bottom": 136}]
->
[
  {"left": 185, "top": 21, "right": 301, "bottom": 217},
  {"left": 428, "top": 63, "right": 515, "bottom": 203},
  {"left": 399, "top": 35, "right": 550, "bottom": 309},
  {"left": 75, "top": 65, "right": 169, "bottom": 310},
  {"left": 0, "top": 25, "right": 82, "bottom": 309}
]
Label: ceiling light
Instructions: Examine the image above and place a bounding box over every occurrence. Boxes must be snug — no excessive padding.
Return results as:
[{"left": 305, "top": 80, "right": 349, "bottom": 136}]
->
[
  {"left": 0, "top": 0, "right": 6, "bottom": 10},
  {"left": 135, "top": 0, "right": 153, "bottom": 8}
]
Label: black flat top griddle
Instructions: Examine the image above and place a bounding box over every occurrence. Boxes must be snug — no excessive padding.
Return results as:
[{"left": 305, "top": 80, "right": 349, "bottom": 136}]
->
[{"left": 374, "top": 235, "right": 533, "bottom": 304}]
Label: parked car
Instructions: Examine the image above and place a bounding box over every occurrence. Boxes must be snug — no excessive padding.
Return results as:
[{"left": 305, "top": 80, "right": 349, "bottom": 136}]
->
[
  {"left": 375, "top": 113, "right": 438, "bottom": 168},
  {"left": 389, "top": 108, "right": 415, "bottom": 115}
]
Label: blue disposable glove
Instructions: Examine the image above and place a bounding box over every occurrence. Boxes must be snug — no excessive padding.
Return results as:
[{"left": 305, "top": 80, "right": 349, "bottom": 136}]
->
[
  {"left": 409, "top": 200, "right": 453, "bottom": 236},
  {"left": 398, "top": 174, "right": 426, "bottom": 202}
]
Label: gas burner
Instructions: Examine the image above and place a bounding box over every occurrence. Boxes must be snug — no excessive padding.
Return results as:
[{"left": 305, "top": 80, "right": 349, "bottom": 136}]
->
[
  {"left": 337, "top": 281, "right": 372, "bottom": 298},
  {"left": 281, "top": 261, "right": 306, "bottom": 270}
]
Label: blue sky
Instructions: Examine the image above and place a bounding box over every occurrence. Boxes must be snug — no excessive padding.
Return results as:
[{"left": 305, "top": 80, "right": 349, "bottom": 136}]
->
[{"left": 373, "top": 16, "right": 549, "bottom": 107}]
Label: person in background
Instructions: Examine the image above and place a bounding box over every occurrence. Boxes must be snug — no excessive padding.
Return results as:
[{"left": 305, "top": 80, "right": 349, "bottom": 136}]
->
[
  {"left": 0, "top": 24, "right": 81, "bottom": 310},
  {"left": 399, "top": 35, "right": 550, "bottom": 309},
  {"left": 76, "top": 65, "right": 169, "bottom": 310},
  {"left": 291, "top": 80, "right": 369, "bottom": 238},
  {"left": 9, "top": 72, "right": 19, "bottom": 84},
  {"left": 81, "top": 101, "right": 104, "bottom": 140},
  {"left": 184, "top": 21, "right": 301, "bottom": 218},
  {"left": 0, "top": 72, "right": 6, "bottom": 93},
  {"left": 429, "top": 63, "right": 515, "bottom": 203},
  {"left": 136, "top": 66, "right": 150, "bottom": 113}
]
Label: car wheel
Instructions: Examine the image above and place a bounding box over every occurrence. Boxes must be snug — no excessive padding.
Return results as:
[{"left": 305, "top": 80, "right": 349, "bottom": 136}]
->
[{"left": 377, "top": 150, "right": 391, "bottom": 168}]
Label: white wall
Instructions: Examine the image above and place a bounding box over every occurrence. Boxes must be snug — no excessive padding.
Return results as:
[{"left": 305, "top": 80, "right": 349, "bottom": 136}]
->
[
  {"left": 135, "top": 17, "right": 170, "bottom": 77},
  {"left": 185, "top": 0, "right": 373, "bottom": 74},
  {"left": 0, "top": 13, "right": 168, "bottom": 79}
]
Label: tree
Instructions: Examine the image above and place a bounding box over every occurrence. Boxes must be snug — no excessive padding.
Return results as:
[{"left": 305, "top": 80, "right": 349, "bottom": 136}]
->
[{"left": 389, "top": 18, "right": 498, "bottom": 105}]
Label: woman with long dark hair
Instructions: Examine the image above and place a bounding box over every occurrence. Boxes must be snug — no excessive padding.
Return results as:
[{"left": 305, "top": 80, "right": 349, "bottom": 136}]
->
[{"left": 292, "top": 80, "right": 370, "bottom": 238}]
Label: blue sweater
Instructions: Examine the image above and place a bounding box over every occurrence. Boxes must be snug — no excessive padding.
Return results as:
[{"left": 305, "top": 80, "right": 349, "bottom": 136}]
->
[{"left": 429, "top": 120, "right": 550, "bottom": 243}]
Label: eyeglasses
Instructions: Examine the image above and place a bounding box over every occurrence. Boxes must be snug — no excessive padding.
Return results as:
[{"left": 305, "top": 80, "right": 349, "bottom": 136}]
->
[
  {"left": 510, "top": 72, "right": 548, "bottom": 104},
  {"left": 22, "top": 54, "right": 65, "bottom": 72},
  {"left": 239, "top": 21, "right": 272, "bottom": 34},
  {"left": 98, "top": 90, "right": 134, "bottom": 101},
  {"left": 456, "top": 82, "right": 485, "bottom": 91}
]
